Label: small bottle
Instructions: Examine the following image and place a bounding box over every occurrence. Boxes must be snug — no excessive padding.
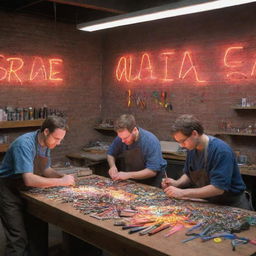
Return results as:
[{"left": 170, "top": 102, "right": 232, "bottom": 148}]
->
[
  {"left": 241, "top": 98, "right": 247, "bottom": 107},
  {"left": 28, "top": 107, "right": 33, "bottom": 120},
  {"left": 23, "top": 108, "right": 28, "bottom": 120},
  {"left": 248, "top": 124, "right": 253, "bottom": 134}
]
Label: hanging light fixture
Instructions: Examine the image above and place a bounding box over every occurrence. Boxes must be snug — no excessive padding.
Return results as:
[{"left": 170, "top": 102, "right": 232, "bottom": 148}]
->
[{"left": 77, "top": 0, "right": 256, "bottom": 32}]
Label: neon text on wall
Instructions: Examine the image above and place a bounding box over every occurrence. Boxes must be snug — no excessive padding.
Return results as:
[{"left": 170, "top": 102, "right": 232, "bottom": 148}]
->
[
  {"left": 0, "top": 54, "right": 64, "bottom": 85},
  {"left": 115, "top": 44, "right": 256, "bottom": 85}
]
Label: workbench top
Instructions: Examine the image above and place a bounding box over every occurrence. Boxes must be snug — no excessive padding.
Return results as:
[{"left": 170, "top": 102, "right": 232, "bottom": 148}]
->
[{"left": 22, "top": 175, "right": 256, "bottom": 256}]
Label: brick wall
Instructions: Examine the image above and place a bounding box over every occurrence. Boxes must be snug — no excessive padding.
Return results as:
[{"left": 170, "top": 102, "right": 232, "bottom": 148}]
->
[
  {"left": 101, "top": 3, "right": 256, "bottom": 163},
  {"left": 0, "top": 11, "right": 103, "bottom": 163},
  {"left": 1, "top": 3, "right": 256, "bottom": 165}
]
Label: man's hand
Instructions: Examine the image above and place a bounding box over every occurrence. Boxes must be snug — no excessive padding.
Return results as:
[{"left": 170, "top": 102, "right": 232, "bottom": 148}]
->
[
  {"left": 108, "top": 166, "right": 119, "bottom": 179},
  {"left": 61, "top": 175, "right": 75, "bottom": 186},
  {"left": 164, "top": 186, "right": 185, "bottom": 199},
  {"left": 112, "top": 172, "right": 131, "bottom": 181},
  {"left": 161, "top": 178, "right": 177, "bottom": 189}
]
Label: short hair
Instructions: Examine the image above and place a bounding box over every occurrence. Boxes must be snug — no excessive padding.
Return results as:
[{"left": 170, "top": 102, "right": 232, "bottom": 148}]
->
[
  {"left": 114, "top": 114, "right": 136, "bottom": 132},
  {"left": 40, "top": 116, "right": 69, "bottom": 133},
  {"left": 171, "top": 114, "right": 204, "bottom": 136}
]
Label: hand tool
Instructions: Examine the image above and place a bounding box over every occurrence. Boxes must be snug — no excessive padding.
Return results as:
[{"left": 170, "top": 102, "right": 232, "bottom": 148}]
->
[
  {"left": 185, "top": 222, "right": 204, "bottom": 236},
  {"left": 201, "top": 232, "right": 237, "bottom": 242},
  {"left": 114, "top": 221, "right": 126, "bottom": 226},
  {"left": 182, "top": 224, "right": 213, "bottom": 243},
  {"left": 231, "top": 238, "right": 249, "bottom": 251},
  {"left": 148, "top": 223, "right": 170, "bottom": 236},
  {"left": 128, "top": 226, "right": 148, "bottom": 234},
  {"left": 139, "top": 224, "right": 158, "bottom": 235},
  {"left": 122, "top": 224, "right": 143, "bottom": 230},
  {"left": 165, "top": 224, "right": 184, "bottom": 237}
]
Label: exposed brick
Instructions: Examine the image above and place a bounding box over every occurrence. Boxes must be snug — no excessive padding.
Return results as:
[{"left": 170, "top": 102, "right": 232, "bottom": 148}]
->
[{"left": 101, "top": 4, "right": 256, "bottom": 163}]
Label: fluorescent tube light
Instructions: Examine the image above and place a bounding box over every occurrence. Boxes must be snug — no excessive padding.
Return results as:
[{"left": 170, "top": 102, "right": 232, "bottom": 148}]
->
[{"left": 77, "top": 0, "right": 256, "bottom": 32}]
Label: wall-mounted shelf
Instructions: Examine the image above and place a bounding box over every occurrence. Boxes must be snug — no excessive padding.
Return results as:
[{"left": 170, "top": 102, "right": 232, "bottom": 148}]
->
[
  {"left": 0, "top": 119, "right": 44, "bottom": 129},
  {"left": 232, "top": 106, "right": 256, "bottom": 110},
  {"left": 0, "top": 143, "right": 9, "bottom": 152},
  {"left": 239, "top": 165, "right": 256, "bottom": 176},
  {"left": 94, "top": 126, "right": 114, "bottom": 131},
  {"left": 207, "top": 131, "right": 256, "bottom": 136}
]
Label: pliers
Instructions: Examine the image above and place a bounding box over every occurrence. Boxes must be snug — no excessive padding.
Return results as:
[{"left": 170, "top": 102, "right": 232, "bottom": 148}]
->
[
  {"left": 231, "top": 238, "right": 249, "bottom": 251},
  {"left": 185, "top": 222, "right": 204, "bottom": 236},
  {"left": 201, "top": 232, "right": 237, "bottom": 242},
  {"left": 201, "top": 232, "right": 252, "bottom": 251},
  {"left": 182, "top": 224, "right": 213, "bottom": 243}
]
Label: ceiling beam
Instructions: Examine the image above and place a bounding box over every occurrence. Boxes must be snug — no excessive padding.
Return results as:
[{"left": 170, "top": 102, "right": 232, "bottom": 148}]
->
[
  {"left": 15, "top": 0, "right": 44, "bottom": 11},
  {"left": 47, "top": 0, "right": 127, "bottom": 14}
]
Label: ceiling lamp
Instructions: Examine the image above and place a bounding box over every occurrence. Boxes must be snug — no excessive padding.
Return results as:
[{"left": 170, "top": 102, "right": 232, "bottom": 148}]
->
[{"left": 77, "top": 0, "right": 256, "bottom": 32}]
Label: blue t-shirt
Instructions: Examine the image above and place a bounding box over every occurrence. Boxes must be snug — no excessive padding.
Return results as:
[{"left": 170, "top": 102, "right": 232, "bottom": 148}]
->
[
  {"left": 107, "top": 128, "right": 167, "bottom": 172},
  {"left": 0, "top": 130, "right": 51, "bottom": 178},
  {"left": 184, "top": 136, "right": 245, "bottom": 194}
]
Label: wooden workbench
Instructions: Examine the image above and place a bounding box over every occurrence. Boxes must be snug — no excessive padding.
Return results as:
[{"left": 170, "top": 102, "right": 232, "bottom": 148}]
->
[
  {"left": 21, "top": 176, "right": 256, "bottom": 256},
  {"left": 67, "top": 139, "right": 256, "bottom": 177}
]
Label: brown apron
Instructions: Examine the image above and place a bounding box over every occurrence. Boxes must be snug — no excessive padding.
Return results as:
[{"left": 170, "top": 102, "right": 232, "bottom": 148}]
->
[
  {"left": 188, "top": 140, "right": 210, "bottom": 190},
  {"left": 10, "top": 132, "right": 49, "bottom": 189},
  {"left": 119, "top": 147, "right": 163, "bottom": 187},
  {"left": 33, "top": 130, "right": 50, "bottom": 177},
  {"left": 0, "top": 132, "right": 49, "bottom": 256},
  {"left": 33, "top": 153, "right": 49, "bottom": 176},
  {"left": 188, "top": 143, "right": 251, "bottom": 209}
]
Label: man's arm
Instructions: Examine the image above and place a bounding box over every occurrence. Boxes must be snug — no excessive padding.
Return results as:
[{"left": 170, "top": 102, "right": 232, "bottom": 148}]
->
[
  {"left": 22, "top": 172, "right": 75, "bottom": 188},
  {"left": 164, "top": 184, "right": 224, "bottom": 199},
  {"left": 107, "top": 154, "right": 119, "bottom": 179},
  {"left": 113, "top": 168, "right": 156, "bottom": 181},
  {"left": 162, "top": 174, "right": 191, "bottom": 189},
  {"left": 107, "top": 154, "right": 156, "bottom": 181},
  {"left": 42, "top": 167, "right": 64, "bottom": 178}
]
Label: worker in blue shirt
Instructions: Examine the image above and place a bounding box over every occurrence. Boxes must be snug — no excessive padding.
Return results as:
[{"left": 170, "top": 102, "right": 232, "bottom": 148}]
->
[
  {"left": 107, "top": 114, "right": 166, "bottom": 187},
  {"left": 162, "top": 114, "right": 253, "bottom": 210},
  {"left": 0, "top": 116, "right": 75, "bottom": 256}
]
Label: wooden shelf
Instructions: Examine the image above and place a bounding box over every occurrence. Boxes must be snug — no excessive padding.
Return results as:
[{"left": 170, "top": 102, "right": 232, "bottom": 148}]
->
[
  {"left": 0, "top": 143, "right": 9, "bottom": 152},
  {"left": 162, "top": 152, "right": 186, "bottom": 161},
  {"left": 207, "top": 131, "right": 256, "bottom": 136},
  {"left": 232, "top": 106, "right": 256, "bottom": 110},
  {"left": 0, "top": 119, "right": 44, "bottom": 129},
  {"left": 239, "top": 165, "right": 256, "bottom": 176},
  {"left": 94, "top": 126, "right": 114, "bottom": 131}
]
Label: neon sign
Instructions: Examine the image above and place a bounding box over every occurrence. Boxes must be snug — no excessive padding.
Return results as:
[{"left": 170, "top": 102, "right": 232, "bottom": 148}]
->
[
  {"left": 115, "top": 44, "right": 256, "bottom": 85},
  {"left": 0, "top": 54, "right": 64, "bottom": 85}
]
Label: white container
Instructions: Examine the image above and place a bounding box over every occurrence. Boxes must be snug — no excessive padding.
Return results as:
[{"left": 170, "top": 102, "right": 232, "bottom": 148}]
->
[{"left": 241, "top": 98, "right": 247, "bottom": 107}]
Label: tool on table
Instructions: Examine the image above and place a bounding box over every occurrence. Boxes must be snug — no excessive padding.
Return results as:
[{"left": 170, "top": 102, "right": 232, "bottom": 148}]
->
[
  {"left": 201, "top": 232, "right": 237, "bottom": 242},
  {"left": 139, "top": 224, "right": 159, "bottom": 236},
  {"left": 122, "top": 224, "right": 144, "bottom": 230},
  {"left": 148, "top": 223, "right": 170, "bottom": 236},
  {"left": 165, "top": 224, "right": 184, "bottom": 237},
  {"left": 119, "top": 210, "right": 137, "bottom": 217},
  {"left": 202, "top": 232, "right": 255, "bottom": 251},
  {"left": 130, "top": 219, "right": 155, "bottom": 225},
  {"left": 182, "top": 224, "right": 213, "bottom": 243},
  {"left": 128, "top": 226, "right": 148, "bottom": 234},
  {"left": 185, "top": 222, "right": 204, "bottom": 236},
  {"left": 114, "top": 221, "right": 127, "bottom": 226},
  {"left": 231, "top": 238, "right": 249, "bottom": 251}
]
